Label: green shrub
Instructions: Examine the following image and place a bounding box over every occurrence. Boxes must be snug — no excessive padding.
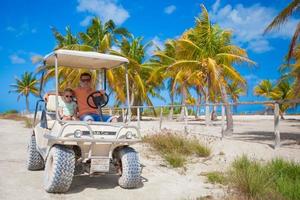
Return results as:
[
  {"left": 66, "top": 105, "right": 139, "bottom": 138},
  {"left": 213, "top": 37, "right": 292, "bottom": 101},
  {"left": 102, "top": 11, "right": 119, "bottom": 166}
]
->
[
  {"left": 143, "top": 133, "right": 211, "bottom": 168},
  {"left": 164, "top": 152, "right": 186, "bottom": 168},
  {"left": 205, "top": 171, "right": 226, "bottom": 184},
  {"left": 228, "top": 156, "right": 300, "bottom": 200},
  {"left": 2, "top": 109, "right": 18, "bottom": 114}
]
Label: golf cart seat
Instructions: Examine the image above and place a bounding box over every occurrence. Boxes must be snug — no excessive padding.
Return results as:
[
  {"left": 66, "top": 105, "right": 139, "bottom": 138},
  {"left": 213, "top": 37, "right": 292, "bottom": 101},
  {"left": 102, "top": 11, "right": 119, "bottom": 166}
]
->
[{"left": 46, "top": 94, "right": 63, "bottom": 119}]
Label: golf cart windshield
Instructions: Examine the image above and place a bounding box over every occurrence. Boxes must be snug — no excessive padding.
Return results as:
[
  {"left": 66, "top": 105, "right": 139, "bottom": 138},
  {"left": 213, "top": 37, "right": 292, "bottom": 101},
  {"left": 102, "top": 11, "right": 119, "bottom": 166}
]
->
[{"left": 44, "top": 49, "right": 129, "bottom": 69}]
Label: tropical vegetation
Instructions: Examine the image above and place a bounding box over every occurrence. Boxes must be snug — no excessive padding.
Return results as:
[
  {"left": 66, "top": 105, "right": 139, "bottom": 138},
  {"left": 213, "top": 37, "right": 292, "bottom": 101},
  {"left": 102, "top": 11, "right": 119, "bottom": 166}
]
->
[
  {"left": 9, "top": 72, "right": 39, "bottom": 113},
  {"left": 265, "top": 0, "right": 300, "bottom": 99},
  {"left": 150, "top": 5, "right": 254, "bottom": 133},
  {"left": 254, "top": 79, "right": 293, "bottom": 119},
  {"left": 15, "top": 2, "right": 300, "bottom": 123}
]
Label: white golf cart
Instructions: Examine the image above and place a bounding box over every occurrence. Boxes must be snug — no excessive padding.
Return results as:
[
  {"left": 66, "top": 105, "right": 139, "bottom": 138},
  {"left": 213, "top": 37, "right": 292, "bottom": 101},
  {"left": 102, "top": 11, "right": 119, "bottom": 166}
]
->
[{"left": 27, "top": 49, "right": 141, "bottom": 193}]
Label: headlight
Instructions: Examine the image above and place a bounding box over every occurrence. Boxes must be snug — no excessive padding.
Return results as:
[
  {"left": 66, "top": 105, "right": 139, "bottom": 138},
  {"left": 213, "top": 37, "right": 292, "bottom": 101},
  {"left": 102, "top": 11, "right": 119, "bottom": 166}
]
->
[
  {"left": 126, "top": 131, "right": 133, "bottom": 139},
  {"left": 74, "top": 130, "right": 82, "bottom": 138}
]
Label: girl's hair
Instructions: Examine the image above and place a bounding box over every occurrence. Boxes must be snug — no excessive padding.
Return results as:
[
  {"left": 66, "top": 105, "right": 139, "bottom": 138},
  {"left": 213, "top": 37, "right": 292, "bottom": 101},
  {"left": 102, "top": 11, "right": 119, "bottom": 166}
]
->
[{"left": 64, "top": 88, "right": 74, "bottom": 94}]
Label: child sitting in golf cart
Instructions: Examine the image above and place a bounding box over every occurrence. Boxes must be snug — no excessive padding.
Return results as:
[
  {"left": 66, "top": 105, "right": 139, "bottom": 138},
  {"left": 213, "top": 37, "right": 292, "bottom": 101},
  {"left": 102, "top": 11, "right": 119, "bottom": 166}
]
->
[{"left": 58, "top": 88, "right": 77, "bottom": 120}]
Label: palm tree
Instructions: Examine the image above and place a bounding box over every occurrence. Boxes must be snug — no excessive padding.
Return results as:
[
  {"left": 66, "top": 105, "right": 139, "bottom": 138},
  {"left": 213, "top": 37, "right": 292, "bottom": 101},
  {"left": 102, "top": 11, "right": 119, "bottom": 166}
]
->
[
  {"left": 9, "top": 72, "right": 39, "bottom": 113},
  {"left": 110, "top": 35, "right": 157, "bottom": 115},
  {"left": 227, "top": 81, "right": 245, "bottom": 113},
  {"left": 37, "top": 26, "right": 94, "bottom": 90},
  {"left": 265, "top": 1, "right": 300, "bottom": 101},
  {"left": 168, "top": 5, "right": 254, "bottom": 134},
  {"left": 149, "top": 39, "right": 178, "bottom": 118},
  {"left": 38, "top": 17, "right": 129, "bottom": 92},
  {"left": 254, "top": 79, "right": 292, "bottom": 119},
  {"left": 254, "top": 80, "right": 275, "bottom": 98},
  {"left": 79, "top": 18, "right": 129, "bottom": 53},
  {"left": 265, "top": 0, "right": 300, "bottom": 60}
]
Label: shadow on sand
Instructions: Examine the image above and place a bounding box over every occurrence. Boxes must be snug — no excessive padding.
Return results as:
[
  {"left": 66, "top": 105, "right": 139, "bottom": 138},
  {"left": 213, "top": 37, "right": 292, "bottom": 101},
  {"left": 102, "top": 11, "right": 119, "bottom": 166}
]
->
[
  {"left": 232, "top": 131, "right": 300, "bottom": 148},
  {"left": 67, "top": 174, "right": 146, "bottom": 194}
]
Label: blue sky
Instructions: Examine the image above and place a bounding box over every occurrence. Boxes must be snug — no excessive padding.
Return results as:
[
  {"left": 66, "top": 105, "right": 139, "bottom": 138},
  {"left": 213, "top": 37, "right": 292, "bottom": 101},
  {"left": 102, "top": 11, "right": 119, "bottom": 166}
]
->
[{"left": 0, "top": 0, "right": 297, "bottom": 112}]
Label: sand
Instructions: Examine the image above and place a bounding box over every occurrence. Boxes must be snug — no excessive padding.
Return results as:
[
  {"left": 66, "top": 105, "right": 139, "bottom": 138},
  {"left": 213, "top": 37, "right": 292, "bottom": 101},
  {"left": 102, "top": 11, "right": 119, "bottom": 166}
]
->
[{"left": 0, "top": 115, "right": 299, "bottom": 200}]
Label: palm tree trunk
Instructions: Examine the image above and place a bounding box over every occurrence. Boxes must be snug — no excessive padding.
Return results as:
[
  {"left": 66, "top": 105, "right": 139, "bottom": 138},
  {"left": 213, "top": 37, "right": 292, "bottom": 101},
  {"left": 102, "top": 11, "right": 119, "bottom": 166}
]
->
[
  {"left": 180, "top": 85, "right": 187, "bottom": 121},
  {"left": 205, "top": 79, "right": 210, "bottom": 125},
  {"left": 169, "top": 96, "right": 174, "bottom": 120},
  {"left": 221, "top": 86, "right": 233, "bottom": 135},
  {"left": 195, "top": 87, "right": 201, "bottom": 119},
  {"left": 211, "top": 104, "right": 217, "bottom": 121},
  {"left": 25, "top": 95, "right": 30, "bottom": 113}
]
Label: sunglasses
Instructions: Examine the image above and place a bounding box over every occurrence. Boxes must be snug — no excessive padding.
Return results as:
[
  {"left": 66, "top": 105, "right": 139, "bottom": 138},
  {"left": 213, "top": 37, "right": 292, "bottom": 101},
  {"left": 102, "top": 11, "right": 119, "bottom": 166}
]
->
[
  {"left": 81, "top": 78, "right": 91, "bottom": 82},
  {"left": 65, "top": 95, "right": 73, "bottom": 98}
]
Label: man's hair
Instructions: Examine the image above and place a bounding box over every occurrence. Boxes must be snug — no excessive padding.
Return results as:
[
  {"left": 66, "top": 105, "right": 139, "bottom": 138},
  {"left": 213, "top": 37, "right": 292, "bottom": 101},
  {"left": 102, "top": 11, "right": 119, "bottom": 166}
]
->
[{"left": 80, "top": 72, "right": 91, "bottom": 79}]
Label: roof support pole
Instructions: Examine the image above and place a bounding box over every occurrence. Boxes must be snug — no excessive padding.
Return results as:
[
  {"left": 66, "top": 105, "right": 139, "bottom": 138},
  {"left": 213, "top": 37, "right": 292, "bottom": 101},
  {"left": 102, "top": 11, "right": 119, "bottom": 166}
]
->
[
  {"left": 55, "top": 54, "right": 59, "bottom": 121},
  {"left": 104, "top": 69, "right": 107, "bottom": 90},
  {"left": 125, "top": 64, "right": 131, "bottom": 123}
]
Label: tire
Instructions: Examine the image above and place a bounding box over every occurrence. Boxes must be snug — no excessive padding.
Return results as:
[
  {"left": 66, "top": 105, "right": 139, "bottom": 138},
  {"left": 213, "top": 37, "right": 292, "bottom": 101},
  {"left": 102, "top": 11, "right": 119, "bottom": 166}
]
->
[
  {"left": 43, "top": 145, "right": 75, "bottom": 193},
  {"left": 27, "top": 135, "right": 44, "bottom": 170},
  {"left": 118, "top": 147, "right": 141, "bottom": 189}
]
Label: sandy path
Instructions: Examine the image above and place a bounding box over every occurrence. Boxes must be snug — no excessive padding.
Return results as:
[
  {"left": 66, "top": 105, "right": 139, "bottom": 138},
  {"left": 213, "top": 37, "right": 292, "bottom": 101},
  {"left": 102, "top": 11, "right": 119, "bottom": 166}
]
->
[
  {"left": 1, "top": 116, "right": 299, "bottom": 200},
  {"left": 0, "top": 119, "right": 218, "bottom": 200}
]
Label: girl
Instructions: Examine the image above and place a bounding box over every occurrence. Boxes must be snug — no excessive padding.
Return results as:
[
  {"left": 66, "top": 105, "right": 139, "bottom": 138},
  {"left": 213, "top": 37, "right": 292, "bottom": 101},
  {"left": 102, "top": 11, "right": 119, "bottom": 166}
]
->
[{"left": 58, "top": 88, "right": 77, "bottom": 120}]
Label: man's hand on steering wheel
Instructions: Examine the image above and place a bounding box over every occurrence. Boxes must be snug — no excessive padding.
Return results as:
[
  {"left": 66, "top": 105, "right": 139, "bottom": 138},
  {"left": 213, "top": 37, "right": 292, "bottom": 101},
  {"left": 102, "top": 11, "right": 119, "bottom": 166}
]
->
[{"left": 86, "top": 90, "right": 109, "bottom": 109}]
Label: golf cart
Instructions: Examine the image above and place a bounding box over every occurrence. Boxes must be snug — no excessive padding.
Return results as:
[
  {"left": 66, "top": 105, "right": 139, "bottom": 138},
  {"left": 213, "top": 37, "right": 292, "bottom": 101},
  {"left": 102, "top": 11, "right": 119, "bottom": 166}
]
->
[{"left": 27, "top": 49, "right": 141, "bottom": 193}]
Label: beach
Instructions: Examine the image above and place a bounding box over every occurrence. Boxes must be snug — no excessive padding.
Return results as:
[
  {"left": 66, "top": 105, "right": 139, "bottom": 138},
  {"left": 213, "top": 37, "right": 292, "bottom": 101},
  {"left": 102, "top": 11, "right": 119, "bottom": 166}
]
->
[{"left": 0, "top": 115, "right": 299, "bottom": 200}]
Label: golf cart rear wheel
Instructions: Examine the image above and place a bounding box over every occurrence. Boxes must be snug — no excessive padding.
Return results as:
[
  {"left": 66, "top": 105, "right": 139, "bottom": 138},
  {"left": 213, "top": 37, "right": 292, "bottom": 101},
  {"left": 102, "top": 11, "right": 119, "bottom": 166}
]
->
[
  {"left": 43, "top": 145, "right": 75, "bottom": 193},
  {"left": 27, "top": 135, "right": 44, "bottom": 170},
  {"left": 118, "top": 147, "right": 141, "bottom": 189}
]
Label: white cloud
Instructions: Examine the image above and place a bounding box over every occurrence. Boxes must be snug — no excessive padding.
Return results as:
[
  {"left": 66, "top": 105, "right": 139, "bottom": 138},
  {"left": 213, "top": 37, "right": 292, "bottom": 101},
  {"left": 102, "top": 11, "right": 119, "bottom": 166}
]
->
[
  {"left": 77, "top": 0, "right": 129, "bottom": 25},
  {"left": 80, "top": 15, "right": 94, "bottom": 26},
  {"left": 164, "top": 5, "right": 176, "bottom": 14},
  {"left": 247, "top": 39, "right": 273, "bottom": 53},
  {"left": 6, "top": 26, "right": 16, "bottom": 32},
  {"left": 210, "top": 1, "right": 298, "bottom": 53},
  {"left": 146, "top": 36, "right": 165, "bottom": 57},
  {"left": 10, "top": 54, "right": 26, "bottom": 64},
  {"left": 30, "top": 54, "right": 43, "bottom": 64},
  {"left": 111, "top": 45, "right": 121, "bottom": 52},
  {"left": 5, "top": 23, "right": 37, "bottom": 37},
  {"left": 212, "top": 0, "right": 220, "bottom": 14},
  {"left": 152, "top": 36, "right": 164, "bottom": 49}
]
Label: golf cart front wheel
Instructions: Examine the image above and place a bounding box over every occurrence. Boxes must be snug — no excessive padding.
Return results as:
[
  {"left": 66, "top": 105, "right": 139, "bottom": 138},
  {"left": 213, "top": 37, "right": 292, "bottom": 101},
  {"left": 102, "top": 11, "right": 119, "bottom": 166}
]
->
[
  {"left": 43, "top": 145, "right": 75, "bottom": 193},
  {"left": 118, "top": 147, "right": 141, "bottom": 189}
]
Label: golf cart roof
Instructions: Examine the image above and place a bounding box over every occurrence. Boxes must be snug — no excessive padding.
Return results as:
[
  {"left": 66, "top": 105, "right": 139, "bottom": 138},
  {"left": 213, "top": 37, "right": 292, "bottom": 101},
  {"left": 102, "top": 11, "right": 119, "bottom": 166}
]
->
[{"left": 43, "top": 49, "right": 129, "bottom": 69}]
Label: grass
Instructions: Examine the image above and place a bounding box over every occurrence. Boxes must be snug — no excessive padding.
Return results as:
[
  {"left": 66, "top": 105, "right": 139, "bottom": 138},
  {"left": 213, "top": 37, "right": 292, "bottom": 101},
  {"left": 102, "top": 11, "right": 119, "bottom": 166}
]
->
[
  {"left": 227, "top": 155, "right": 300, "bottom": 200},
  {"left": 2, "top": 109, "right": 18, "bottom": 114},
  {"left": 204, "top": 171, "right": 226, "bottom": 185},
  {"left": 0, "top": 113, "right": 33, "bottom": 128},
  {"left": 143, "top": 133, "right": 211, "bottom": 168}
]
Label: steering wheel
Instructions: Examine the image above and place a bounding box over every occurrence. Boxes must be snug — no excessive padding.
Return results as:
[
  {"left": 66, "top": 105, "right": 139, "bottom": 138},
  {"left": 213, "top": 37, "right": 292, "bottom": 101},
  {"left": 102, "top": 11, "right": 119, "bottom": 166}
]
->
[{"left": 87, "top": 91, "right": 109, "bottom": 109}]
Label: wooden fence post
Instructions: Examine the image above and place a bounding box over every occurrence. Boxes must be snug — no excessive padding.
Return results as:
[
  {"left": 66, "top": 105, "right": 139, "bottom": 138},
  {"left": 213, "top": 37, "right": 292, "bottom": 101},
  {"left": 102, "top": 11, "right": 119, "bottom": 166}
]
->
[
  {"left": 137, "top": 107, "right": 140, "bottom": 129},
  {"left": 274, "top": 103, "right": 280, "bottom": 148},
  {"left": 184, "top": 106, "right": 188, "bottom": 133},
  {"left": 205, "top": 103, "right": 210, "bottom": 126},
  {"left": 159, "top": 107, "right": 163, "bottom": 130},
  {"left": 221, "top": 105, "right": 225, "bottom": 138}
]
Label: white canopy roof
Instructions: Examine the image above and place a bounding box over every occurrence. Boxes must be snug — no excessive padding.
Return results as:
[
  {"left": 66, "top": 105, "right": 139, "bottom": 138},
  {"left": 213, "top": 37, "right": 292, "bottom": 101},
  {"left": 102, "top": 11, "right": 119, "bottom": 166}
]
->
[{"left": 44, "top": 49, "right": 129, "bottom": 69}]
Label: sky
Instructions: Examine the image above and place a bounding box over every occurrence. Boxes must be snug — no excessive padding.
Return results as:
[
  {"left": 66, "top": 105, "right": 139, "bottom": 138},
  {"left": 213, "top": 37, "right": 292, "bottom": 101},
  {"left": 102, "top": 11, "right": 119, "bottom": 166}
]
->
[{"left": 0, "top": 0, "right": 297, "bottom": 113}]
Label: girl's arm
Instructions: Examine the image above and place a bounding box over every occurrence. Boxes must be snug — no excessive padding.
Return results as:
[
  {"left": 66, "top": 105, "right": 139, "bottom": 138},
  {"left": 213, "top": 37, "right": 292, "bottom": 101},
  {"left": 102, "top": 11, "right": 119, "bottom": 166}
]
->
[
  {"left": 72, "top": 103, "right": 78, "bottom": 120},
  {"left": 58, "top": 107, "right": 64, "bottom": 119}
]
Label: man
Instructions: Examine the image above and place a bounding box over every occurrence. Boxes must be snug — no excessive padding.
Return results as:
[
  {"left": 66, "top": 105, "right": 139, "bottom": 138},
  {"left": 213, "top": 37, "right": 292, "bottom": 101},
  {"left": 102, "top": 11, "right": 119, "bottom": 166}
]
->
[{"left": 74, "top": 72, "right": 116, "bottom": 122}]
